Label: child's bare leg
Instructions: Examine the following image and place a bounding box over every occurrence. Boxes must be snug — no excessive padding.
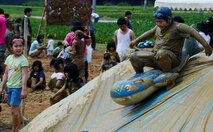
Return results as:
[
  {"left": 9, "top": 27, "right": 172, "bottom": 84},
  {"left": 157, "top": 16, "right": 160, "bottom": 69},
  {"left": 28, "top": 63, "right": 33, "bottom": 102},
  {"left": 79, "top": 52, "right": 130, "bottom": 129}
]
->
[
  {"left": 48, "top": 78, "right": 56, "bottom": 90},
  {"left": 50, "top": 88, "right": 67, "bottom": 105},
  {"left": 37, "top": 50, "right": 45, "bottom": 58},
  {"left": 19, "top": 106, "right": 24, "bottom": 129},
  {"left": 31, "top": 78, "right": 37, "bottom": 90},
  {"left": 11, "top": 106, "right": 23, "bottom": 132}
]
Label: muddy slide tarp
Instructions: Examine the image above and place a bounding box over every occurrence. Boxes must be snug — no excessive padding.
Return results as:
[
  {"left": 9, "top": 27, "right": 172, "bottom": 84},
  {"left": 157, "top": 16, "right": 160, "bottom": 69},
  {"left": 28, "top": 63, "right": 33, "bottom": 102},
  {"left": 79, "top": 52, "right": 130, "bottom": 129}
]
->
[{"left": 22, "top": 53, "right": 213, "bottom": 132}]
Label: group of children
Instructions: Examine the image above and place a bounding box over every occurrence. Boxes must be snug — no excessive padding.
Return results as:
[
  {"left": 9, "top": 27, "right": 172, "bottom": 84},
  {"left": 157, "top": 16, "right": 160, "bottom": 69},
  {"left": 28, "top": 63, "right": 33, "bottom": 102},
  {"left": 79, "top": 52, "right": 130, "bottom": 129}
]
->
[
  {"left": 0, "top": 33, "right": 88, "bottom": 131},
  {"left": 1, "top": 8, "right": 213, "bottom": 132}
]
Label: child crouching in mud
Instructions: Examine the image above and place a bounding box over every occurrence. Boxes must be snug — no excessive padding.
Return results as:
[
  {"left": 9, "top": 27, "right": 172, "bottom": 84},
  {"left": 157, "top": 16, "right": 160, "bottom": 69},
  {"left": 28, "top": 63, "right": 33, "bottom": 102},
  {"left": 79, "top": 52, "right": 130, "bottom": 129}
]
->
[{"left": 50, "top": 62, "right": 84, "bottom": 105}]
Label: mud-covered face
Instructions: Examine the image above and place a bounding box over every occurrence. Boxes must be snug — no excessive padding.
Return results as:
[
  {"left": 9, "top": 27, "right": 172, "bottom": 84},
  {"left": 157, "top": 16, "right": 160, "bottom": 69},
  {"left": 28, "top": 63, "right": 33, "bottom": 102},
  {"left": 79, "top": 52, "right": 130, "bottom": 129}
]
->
[
  {"left": 155, "top": 19, "right": 170, "bottom": 30},
  {"left": 109, "top": 47, "right": 115, "bottom": 52}
]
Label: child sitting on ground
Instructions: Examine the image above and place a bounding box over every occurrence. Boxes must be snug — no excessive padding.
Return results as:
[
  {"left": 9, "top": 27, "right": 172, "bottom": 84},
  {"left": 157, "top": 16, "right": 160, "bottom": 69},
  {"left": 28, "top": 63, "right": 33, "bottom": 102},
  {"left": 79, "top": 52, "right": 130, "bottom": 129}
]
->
[
  {"left": 50, "top": 62, "right": 84, "bottom": 105},
  {"left": 52, "top": 41, "right": 63, "bottom": 58},
  {"left": 27, "top": 60, "right": 46, "bottom": 91},
  {"left": 48, "top": 58, "right": 65, "bottom": 91},
  {"left": 196, "top": 21, "right": 211, "bottom": 50},
  {"left": 29, "top": 34, "right": 46, "bottom": 58},
  {"left": 101, "top": 52, "right": 118, "bottom": 73},
  {"left": 106, "top": 40, "right": 120, "bottom": 63},
  {"left": 57, "top": 45, "right": 73, "bottom": 61}
]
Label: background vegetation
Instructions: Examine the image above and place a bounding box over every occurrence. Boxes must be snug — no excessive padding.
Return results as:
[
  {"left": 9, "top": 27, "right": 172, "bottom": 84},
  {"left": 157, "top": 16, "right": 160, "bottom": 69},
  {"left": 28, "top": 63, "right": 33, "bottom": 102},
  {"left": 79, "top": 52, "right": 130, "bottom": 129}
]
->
[{"left": 1, "top": 4, "right": 211, "bottom": 49}]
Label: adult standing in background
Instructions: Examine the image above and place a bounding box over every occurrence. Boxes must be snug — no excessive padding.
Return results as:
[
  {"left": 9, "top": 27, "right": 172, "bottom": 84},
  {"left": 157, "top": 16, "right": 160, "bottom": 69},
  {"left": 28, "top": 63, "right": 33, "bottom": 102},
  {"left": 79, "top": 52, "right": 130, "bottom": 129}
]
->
[
  {"left": 0, "top": 8, "right": 7, "bottom": 64},
  {"left": 124, "top": 11, "right": 132, "bottom": 30},
  {"left": 22, "top": 8, "right": 32, "bottom": 52},
  {"left": 90, "top": 19, "right": 96, "bottom": 50}
]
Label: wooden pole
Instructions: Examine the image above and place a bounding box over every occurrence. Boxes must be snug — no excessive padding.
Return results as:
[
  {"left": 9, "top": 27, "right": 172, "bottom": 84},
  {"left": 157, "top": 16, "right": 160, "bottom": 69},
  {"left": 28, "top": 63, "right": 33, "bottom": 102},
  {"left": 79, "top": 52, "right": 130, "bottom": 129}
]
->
[
  {"left": 37, "top": 7, "right": 46, "bottom": 37},
  {"left": 22, "top": 16, "right": 29, "bottom": 123},
  {"left": 44, "top": 0, "right": 48, "bottom": 45},
  {"left": 23, "top": 17, "right": 28, "bottom": 56}
]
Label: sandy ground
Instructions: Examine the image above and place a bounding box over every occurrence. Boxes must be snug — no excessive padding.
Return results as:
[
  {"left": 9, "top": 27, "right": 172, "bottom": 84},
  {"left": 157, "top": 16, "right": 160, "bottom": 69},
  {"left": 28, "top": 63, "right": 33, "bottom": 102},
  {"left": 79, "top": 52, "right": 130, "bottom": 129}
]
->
[{"left": 0, "top": 49, "right": 104, "bottom": 131}]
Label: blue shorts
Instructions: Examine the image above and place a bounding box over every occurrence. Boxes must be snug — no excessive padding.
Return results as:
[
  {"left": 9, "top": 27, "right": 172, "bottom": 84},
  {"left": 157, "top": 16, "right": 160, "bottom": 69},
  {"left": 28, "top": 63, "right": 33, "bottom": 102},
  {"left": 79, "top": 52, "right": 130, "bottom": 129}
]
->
[{"left": 7, "top": 88, "right": 22, "bottom": 106}]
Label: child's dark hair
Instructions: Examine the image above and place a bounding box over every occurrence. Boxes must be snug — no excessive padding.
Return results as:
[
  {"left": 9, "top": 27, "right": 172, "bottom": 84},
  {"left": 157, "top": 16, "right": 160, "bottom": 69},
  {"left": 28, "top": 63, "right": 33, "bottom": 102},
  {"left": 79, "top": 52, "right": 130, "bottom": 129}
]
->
[
  {"left": 48, "top": 34, "right": 53, "bottom": 39},
  {"left": 117, "top": 18, "right": 127, "bottom": 26},
  {"left": 11, "top": 36, "right": 25, "bottom": 46},
  {"left": 0, "top": 8, "right": 4, "bottom": 14},
  {"left": 64, "top": 62, "right": 79, "bottom": 81},
  {"left": 32, "top": 60, "right": 43, "bottom": 71},
  {"left": 75, "top": 31, "right": 84, "bottom": 40},
  {"left": 0, "top": 65, "right": 3, "bottom": 75},
  {"left": 4, "top": 13, "right": 10, "bottom": 18},
  {"left": 104, "top": 52, "right": 111, "bottom": 60},
  {"left": 15, "top": 17, "right": 22, "bottom": 23},
  {"left": 173, "top": 16, "right": 185, "bottom": 23},
  {"left": 197, "top": 21, "right": 209, "bottom": 35},
  {"left": 24, "top": 8, "right": 32, "bottom": 14},
  {"left": 37, "top": 34, "right": 44, "bottom": 43},
  {"left": 53, "top": 58, "right": 64, "bottom": 71},
  {"left": 57, "top": 41, "right": 63, "bottom": 46},
  {"left": 107, "top": 40, "right": 116, "bottom": 51},
  {"left": 125, "top": 11, "right": 132, "bottom": 16}
]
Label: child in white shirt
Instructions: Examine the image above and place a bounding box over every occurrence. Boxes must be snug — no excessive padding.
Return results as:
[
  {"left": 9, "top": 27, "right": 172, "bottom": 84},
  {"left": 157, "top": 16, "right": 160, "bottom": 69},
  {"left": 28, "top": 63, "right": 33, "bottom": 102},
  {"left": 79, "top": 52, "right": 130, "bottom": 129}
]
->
[{"left": 47, "top": 34, "right": 54, "bottom": 56}]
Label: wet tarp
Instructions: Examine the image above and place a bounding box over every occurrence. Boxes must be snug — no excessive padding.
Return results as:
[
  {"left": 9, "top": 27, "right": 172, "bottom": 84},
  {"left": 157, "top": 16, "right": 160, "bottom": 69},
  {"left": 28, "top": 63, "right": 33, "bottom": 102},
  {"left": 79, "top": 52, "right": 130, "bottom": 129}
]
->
[{"left": 22, "top": 53, "right": 213, "bottom": 132}]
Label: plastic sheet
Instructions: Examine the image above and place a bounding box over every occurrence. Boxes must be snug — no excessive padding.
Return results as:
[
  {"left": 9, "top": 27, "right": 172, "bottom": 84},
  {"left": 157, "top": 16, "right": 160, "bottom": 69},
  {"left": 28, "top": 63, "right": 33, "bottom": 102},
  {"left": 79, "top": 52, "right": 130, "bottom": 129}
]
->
[{"left": 21, "top": 53, "right": 213, "bottom": 132}]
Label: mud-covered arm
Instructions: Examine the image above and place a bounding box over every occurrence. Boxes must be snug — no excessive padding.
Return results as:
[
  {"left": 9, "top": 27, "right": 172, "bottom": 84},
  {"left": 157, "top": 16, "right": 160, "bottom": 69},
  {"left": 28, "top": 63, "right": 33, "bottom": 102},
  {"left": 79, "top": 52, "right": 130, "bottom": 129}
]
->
[
  {"left": 130, "top": 26, "right": 157, "bottom": 48},
  {"left": 177, "top": 23, "right": 212, "bottom": 56}
]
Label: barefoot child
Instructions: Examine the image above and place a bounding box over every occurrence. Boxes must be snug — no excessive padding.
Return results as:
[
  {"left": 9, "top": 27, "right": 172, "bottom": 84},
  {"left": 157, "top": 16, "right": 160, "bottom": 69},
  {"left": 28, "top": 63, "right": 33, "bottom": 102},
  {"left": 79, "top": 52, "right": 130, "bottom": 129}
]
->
[
  {"left": 0, "top": 37, "right": 29, "bottom": 132},
  {"left": 48, "top": 58, "right": 65, "bottom": 91},
  {"left": 106, "top": 40, "right": 120, "bottom": 63},
  {"left": 27, "top": 60, "right": 46, "bottom": 91},
  {"left": 101, "top": 52, "right": 118, "bottom": 73},
  {"left": 50, "top": 62, "right": 83, "bottom": 105}
]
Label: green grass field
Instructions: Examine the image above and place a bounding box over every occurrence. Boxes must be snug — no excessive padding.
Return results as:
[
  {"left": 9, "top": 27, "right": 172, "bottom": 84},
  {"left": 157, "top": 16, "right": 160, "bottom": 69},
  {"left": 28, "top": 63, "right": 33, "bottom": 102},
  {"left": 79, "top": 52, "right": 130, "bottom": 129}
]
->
[{"left": 1, "top": 5, "right": 211, "bottom": 49}]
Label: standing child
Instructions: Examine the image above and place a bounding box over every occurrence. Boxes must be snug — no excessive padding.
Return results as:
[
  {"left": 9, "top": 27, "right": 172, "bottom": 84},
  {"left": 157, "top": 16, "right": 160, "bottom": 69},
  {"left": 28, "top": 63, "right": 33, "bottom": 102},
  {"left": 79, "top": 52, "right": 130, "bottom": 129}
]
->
[
  {"left": 106, "top": 41, "right": 120, "bottom": 63},
  {"left": 47, "top": 34, "right": 54, "bottom": 56},
  {"left": 0, "top": 37, "right": 29, "bottom": 131},
  {"left": 27, "top": 60, "right": 46, "bottom": 91},
  {"left": 52, "top": 41, "right": 63, "bottom": 58},
  {"left": 114, "top": 18, "right": 135, "bottom": 59},
  {"left": 69, "top": 31, "right": 86, "bottom": 81}
]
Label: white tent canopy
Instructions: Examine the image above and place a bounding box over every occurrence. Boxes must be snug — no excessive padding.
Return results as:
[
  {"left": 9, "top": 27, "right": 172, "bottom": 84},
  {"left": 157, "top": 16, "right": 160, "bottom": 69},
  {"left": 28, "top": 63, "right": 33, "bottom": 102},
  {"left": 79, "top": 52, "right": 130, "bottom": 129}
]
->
[{"left": 155, "top": 0, "right": 213, "bottom": 10}]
